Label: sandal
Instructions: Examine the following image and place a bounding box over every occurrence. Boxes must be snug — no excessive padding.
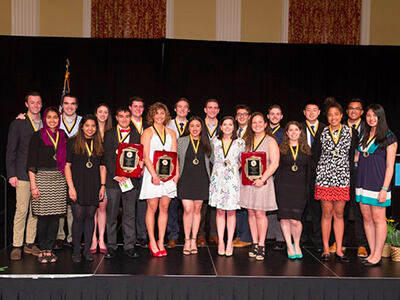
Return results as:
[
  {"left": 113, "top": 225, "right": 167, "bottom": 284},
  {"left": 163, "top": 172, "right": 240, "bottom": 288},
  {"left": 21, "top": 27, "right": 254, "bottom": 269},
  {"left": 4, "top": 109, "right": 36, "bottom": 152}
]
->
[
  {"left": 183, "top": 239, "right": 191, "bottom": 256},
  {"left": 48, "top": 250, "right": 58, "bottom": 263},
  {"left": 37, "top": 251, "right": 48, "bottom": 264},
  {"left": 190, "top": 238, "right": 198, "bottom": 255},
  {"left": 256, "top": 246, "right": 265, "bottom": 261},
  {"left": 248, "top": 244, "right": 259, "bottom": 258}
]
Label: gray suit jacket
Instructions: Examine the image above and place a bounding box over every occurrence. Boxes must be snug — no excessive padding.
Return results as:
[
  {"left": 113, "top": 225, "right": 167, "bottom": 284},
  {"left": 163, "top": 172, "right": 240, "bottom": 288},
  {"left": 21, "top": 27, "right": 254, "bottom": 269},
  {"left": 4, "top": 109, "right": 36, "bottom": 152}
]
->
[{"left": 177, "top": 136, "right": 212, "bottom": 179}]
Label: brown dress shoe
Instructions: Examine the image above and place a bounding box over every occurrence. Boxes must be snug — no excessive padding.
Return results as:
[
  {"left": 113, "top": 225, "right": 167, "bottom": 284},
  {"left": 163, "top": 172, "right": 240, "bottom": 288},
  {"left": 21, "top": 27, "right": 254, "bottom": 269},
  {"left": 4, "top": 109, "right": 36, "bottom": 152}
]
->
[
  {"left": 329, "top": 242, "right": 346, "bottom": 253},
  {"left": 232, "top": 237, "right": 241, "bottom": 245},
  {"left": 166, "top": 239, "right": 178, "bottom": 248},
  {"left": 209, "top": 236, "right": 219, "bottom": 245},
  {"left": 197, "top": 236, "right": 206, "bottom": 247},
  {"left": 10, "top": 247, "right": 22, "bottom": 260},
  {"left": 24, "top": 244, "right": 41, "bottom": 256},
  {"left": 357, "top": 246, "right": 368, "bottom": 258},
  {"left": 233, "top": 240, "right": 252, "bottom": 248}
]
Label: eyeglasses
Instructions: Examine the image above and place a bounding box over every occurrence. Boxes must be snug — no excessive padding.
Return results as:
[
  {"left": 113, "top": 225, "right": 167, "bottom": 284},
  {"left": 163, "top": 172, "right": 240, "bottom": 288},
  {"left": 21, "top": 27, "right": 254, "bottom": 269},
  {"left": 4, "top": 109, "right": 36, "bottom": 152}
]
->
[
  {"left": 236, "top": 113, "right": 249, "bottom": 117},
  {"left": 347, "top": 107, "right": 362, "bottom": 111}
]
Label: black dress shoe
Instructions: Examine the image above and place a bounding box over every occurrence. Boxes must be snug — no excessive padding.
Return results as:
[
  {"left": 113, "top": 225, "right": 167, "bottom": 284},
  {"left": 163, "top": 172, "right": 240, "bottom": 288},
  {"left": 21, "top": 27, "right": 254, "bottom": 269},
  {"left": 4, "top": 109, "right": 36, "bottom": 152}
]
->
[
  {"left": 137, "top": 238, "right": 149, "bottom": 249},
  {"left": 364, "top": 259, "right": 382, "bottom": 267},
  {"left": 84, "top": 253, "right": 94, "bottom": 261},
  {"left": 72, "top": 253, "right": 82, "bottom": 263},
  {"left": 104, "top": 248, "right": 115, "bottom": 259},
  {"left": 273, "top": 241, "right": 286, "bottom": 251},
  {"left": 53, "top": 239, "right": 65, "bottom": 250},
  {"left": 334, "top": 253, "right": 350, "bottom": 263},
  {"left": 314, "top": 246, "right": 324, "bottom": 253},
  {"left": 321, "top": 253, "right": 330, "bottom": 261},
  {"left": 124, "top": 248, "right": 140, "bottom": 258}
]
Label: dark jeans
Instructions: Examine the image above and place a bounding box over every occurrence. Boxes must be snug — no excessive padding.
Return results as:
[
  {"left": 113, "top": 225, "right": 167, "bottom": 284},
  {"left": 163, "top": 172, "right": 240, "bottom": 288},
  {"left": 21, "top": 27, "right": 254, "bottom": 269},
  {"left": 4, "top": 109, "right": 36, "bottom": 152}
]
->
[
  {"left": 235, "top": 209, "right": 252, "bottom": 242},
  {"left": 198, "top": 203, "right": 217, "bottom": 238},
  {"left": 167, "top": 197, "right": 180, "bottom": 240},
  {"left": 37, "top": 215, "right": 59, "bottom": 250}
]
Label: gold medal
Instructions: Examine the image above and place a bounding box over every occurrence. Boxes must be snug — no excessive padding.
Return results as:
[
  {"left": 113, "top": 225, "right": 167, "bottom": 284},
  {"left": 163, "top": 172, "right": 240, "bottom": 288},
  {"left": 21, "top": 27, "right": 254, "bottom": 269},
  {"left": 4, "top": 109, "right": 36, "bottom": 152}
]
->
[
  {"left": 190, "top": 135, "right": 200, "bottom": 166},
  {"left": 291, "top": 164, "right": 298, "bottom": 172},
  {"left": 193, "top": 158, "right": 199, "bottom": 165},
  {"left": 222, "top": 138, "right": 233, "bottom": 167},
  {"left": 46, "top": 130, "right": 59, "bottom": 160},
  {"left": 86, "top": 161, "right": 93, "bottom": 169},
  {"left": 363, "top": 152, "right": 369, "bottom": 158},
  {"left": 53, "top": 154, "right": 57, "bottom": 161},
  {"left": 331, "top": 149, "right": 339, "bottom": 157},
  {"left": 223, "top": 161, "right": 228, "bottom": 167},
  {"left": 289, "top": 143, "right": 299, "bottom": 170}
]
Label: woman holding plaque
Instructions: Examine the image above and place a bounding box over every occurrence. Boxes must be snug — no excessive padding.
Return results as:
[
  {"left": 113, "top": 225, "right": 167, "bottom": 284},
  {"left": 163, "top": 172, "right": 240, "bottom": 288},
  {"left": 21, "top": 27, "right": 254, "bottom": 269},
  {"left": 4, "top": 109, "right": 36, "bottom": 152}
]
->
[
  {"left": 27, "top": 107, "right": 67, "bottom": 263},
  {"left": 315, "top": 98, "right": 357, "bottom": 262},
  {"left": 240, "top": 112, "right": 279, "bottom": 261},
  {"left": 356, "top": 104, "right": 397, "bottom": 266},
  {"left": 90, "top": 104, "right": 113, "bottom": 254},
  {"left": 65, "top": 114, "right": 106, "bottom": 262},
  {"left": 140, "top": 102, "right": 178, "bottom": 257},
  {"left": 177, "top": 116, "right": 212, "bottom": 255},
  {"left": 275, "top": 121, "right": 311, "bottom": 259},
  {"left": 209, "top": 116, "right": 245, "bottom": 256}
]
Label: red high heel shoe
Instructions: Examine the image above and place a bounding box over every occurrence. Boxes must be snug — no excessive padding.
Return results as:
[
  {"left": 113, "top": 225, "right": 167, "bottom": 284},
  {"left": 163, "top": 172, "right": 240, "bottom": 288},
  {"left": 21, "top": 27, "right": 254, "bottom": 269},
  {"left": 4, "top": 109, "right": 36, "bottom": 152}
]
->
[{"left": 149, "top": 243, "right": 163, "bottom": 257}]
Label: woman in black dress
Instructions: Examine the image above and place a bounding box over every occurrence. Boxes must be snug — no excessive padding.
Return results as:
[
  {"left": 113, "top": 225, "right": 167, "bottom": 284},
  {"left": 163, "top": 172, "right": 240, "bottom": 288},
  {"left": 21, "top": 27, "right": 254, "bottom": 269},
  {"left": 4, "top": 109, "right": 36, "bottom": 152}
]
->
[
  {"left": 65, "top": 114, "right": 106, "bottom": 262},
  {"left": 177, "top": 116, "right": 212, "bottom": 255},
  {"left": 276, "top": 121, "right": 311, "bottom": 259},
  {"left": 27, "top": 107, "right": 67, "bottom": 263}
]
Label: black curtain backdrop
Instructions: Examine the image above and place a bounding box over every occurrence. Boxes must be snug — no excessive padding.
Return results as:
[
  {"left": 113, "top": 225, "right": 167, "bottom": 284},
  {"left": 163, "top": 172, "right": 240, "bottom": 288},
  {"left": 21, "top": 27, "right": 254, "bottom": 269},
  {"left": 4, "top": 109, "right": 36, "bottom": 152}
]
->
[{"left": 1, "top": 35, "right": 400, "bottom": 217}]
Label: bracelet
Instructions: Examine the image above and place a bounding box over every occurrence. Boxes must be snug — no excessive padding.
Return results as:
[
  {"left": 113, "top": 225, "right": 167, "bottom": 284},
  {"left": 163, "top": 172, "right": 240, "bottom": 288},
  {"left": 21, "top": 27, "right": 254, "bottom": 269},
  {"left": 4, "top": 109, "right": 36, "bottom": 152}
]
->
[
  {"left": 30, "top": 187, "right": 38, "bottom": 192},
  {"left": 381, "top": 187, "right": 388, "bottom": 192},
  {"left": 260, "top": 178, "right": 265, "bottom": 183},
  {"left": 101, "top": 184, "right": 106, "bottom": 187}
]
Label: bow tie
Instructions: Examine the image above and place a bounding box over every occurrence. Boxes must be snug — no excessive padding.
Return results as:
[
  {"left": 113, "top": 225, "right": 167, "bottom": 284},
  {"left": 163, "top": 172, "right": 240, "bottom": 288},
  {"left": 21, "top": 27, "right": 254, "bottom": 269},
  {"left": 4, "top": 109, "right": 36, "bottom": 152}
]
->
[{"left": 120, "top": 129, "right": 130, "bottom": 133}]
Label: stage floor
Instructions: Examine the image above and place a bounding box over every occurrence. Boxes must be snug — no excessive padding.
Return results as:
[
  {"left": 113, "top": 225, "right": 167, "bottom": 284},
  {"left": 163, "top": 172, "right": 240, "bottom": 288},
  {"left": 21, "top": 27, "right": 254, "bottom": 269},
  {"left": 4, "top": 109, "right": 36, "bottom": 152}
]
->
[{"left": 1, "top": 242, "right": 400, "bottom": 279}]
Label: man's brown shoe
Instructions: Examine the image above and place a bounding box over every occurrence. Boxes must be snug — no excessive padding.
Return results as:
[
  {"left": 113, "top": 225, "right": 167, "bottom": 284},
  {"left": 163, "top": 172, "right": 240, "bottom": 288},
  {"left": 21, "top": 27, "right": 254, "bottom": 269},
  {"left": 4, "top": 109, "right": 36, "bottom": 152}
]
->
[
  {"left": 24, "top": 244, "right": 41, "bottom": 256},
  {"left": 233, "top": 240, "right": 252, "bottom": 248},
  {"left": 209, "top": 236, "right": 219, "bottom": 245},
  {"left": 53, "top": 239, "right": 65, "bottom": 250},
  {"left": 233, "top": 237, "right": 241, "bottom": 245},
  {"left": 329, "top": 242, "right": 346, "bottom": 253},
  {"left": 166, "top": 239, "right": 178, "bottom": 248},
  {"left": 197, "top": 236, "right": 206, "bottom": 247},
  {"left": 10, "top": 247, "right": 22, "bottom": 260},
  {"left": 357, "top": 246, "right": 368, "bottom": 258}
]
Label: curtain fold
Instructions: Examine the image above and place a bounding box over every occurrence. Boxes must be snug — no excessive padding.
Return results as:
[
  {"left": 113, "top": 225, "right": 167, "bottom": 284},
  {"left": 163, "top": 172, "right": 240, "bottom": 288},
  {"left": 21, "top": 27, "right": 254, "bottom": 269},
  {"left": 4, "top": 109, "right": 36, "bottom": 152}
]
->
[
  {"left": 92, "top": 0, "right": 166, "bottom": 38},
  {"left": 289, "top": 0, "right": 361, "bottom": 45}
]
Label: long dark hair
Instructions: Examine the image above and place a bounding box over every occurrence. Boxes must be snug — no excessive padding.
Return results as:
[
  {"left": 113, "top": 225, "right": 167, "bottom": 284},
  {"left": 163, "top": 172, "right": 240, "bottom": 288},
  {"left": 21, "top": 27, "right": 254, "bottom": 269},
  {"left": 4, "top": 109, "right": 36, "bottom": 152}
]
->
[
  {"left": 280, "top": 121, "right": 311, "bottom": 155},
  {"left": 217, "top": 116, "right": 238, "bottom": 141},
  {"left": 73, "top": 114, "right": 103, "bottom": 157},
  {"left": 183, "top": 116, "right": 212, "bottom": 157},
  {"left": 361, "top": 104, "right": 391, "bottom": 147},
  {"left": 244, "top": 112, "right": 272, "bottom": 151},
  {"left": 95, "top": 103, "right": 113, "bottom": 131}
]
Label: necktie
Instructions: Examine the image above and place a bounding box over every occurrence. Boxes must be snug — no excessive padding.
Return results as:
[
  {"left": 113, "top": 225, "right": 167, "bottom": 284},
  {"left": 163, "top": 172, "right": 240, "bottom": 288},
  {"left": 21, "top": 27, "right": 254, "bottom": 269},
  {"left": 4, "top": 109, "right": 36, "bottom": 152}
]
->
[
  {"left": 238, "top": 128, "right": 243, "bottom": 138},
  {"left": 352, "top": 124, "right": 356, "bottom": 128},
  {"left": 179, "top": 123, "right": 184, "bottom": 132},
  {"left": 310, "top": 125, "right": 315, "bottom": 146}
]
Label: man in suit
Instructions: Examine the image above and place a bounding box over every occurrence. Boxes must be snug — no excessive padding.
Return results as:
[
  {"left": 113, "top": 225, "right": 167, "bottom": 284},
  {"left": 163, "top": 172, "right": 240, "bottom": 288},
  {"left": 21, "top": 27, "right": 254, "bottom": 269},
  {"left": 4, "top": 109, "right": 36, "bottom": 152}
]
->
[
  {"left": 6, "top": 91, "right": 42, "bottom": 260},
  {"left": 266, "top": 104, "right": 286, "bottom": 250},
  {"left": 128, "top": 96, "right": 149, "bottom": 248},
  {"left": 165, "top": 97, "right": 191, "bottom": 248},
  {"left": 233, "top": 104, "right": 252, "bottom": 248},
  {"left": 55, "top": 94, "right": 83, "bottom": 250},
  {"left": 301, "top": 100, "right": 326, "bottom": 252},
  {"left": 103, "top": 107, "right": 141, "bottom": 258},
  {"left": 340, "top": 98, "right": 368, "bottom": 257},
  {"left": 198, "top": 98, "right": 220, "bottom": 246}
]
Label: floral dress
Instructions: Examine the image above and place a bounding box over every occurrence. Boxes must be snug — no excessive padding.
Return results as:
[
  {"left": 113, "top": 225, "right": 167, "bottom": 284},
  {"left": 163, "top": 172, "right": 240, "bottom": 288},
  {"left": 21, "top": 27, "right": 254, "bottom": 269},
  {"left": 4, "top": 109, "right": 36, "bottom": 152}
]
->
[{"left": 209, "top": 138, "right": 245, "bottom": 210}]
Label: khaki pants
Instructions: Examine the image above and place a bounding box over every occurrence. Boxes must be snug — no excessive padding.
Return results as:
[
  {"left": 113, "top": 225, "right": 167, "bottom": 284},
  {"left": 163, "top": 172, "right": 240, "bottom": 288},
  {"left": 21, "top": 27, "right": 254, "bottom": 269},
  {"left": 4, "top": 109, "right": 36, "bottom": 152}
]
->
[
  {"left": 13, "top": 180, "right": 37, "bottom": 247},
  {"left": 56, "top": 204, "right": 73, "bottom": 242}
]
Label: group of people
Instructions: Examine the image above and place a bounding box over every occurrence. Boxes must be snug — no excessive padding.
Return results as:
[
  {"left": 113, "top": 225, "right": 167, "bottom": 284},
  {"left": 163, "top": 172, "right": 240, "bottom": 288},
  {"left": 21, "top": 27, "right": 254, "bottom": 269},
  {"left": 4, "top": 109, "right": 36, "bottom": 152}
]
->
[{"left": 6, "top": 92, "right": 397, "bottom": 267}]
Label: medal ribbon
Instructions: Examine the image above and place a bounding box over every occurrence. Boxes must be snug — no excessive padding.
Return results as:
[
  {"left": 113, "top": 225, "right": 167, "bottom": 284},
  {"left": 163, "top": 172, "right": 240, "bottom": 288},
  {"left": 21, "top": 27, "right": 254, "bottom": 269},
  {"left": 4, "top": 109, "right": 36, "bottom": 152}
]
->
[
  {"left": 131, "top": 117, "right": 143, "bottom": 134},
  {"left": 252, "top": 134, "right": 266, "bottom": 151},
  {"left": 222, "top": 138, "right": 233, "bottom": 159},
  {"left": 175, "top": 119, "right": 187, "bottom": 136},
  {"left": 85, "top": 140, "right": 93, "bottom": 157},
  {"left": 329, "top": 124, "right": 343, "bottom": 146},
  {"left": 190, "top": 135, "right": 200, "bottom": 155},
  {"left": 152, "top": 125, "right": 166, "bottom": 146},
  {"left": 27, "top": 112, "right": 40, "bottom": 132},
  {"left": 271, "top": 125, "right": 281, "bottom": 135},
  {"left": 347, "top": 118, "right": 361, "bottom": 130},
  {"left": 205, "top": 119, "right": 218, "bottom": 138},
  {"left": 289, "top": 143, "right": 299, "bottom": 163},
  {"left": 62, "top": 115, "right": 77, "bottom": 134},
  {"left": 46, "top": 130, "right": 59, "bottom": 152},
  {"left": 305, "top": 120, "right": 319, "bottom": 137},
  {"left": 117, "top": 126, "right": 131, "bottom": 143}
]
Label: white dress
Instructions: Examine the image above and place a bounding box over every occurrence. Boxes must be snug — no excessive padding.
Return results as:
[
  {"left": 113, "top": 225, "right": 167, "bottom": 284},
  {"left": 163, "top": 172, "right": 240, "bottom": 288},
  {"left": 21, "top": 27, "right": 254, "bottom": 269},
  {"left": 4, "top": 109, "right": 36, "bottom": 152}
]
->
[
  {"left": 139, "top": 128, "right": 177, "bottom": 199},
  {"left": 209, "top": 138, "right": 245, "bottom": 210}
]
